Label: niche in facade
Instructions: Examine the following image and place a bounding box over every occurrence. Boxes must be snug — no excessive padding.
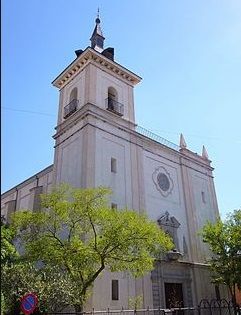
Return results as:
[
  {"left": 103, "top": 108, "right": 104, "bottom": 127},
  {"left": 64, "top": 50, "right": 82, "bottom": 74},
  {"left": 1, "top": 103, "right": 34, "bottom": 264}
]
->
[{"left": 158, "top": 211, "right": 180, "bottom": 250}]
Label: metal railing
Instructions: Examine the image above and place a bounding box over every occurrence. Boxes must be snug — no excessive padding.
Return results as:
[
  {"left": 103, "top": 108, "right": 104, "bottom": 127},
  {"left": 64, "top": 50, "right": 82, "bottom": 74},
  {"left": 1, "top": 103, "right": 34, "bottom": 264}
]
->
[
  {"left": 46, "top": 299, "right": 240, "bottom": 315},
  {"left": 136, "top": 126, "right": 180, "bottom": 151},
  {"left": 106, "top": 98, "right": 124, "bottom": 116},
  {"left": 64, "top": 99, "right": 78, "bottom": 119}
]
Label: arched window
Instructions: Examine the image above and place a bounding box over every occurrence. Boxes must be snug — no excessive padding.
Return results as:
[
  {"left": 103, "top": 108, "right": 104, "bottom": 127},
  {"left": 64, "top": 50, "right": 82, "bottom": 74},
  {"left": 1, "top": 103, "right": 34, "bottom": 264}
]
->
[
  {"left": 106, "top": 87, "right": 123, "bottom": 116},
  {"left": 63, "top": 87, "right": 78, "bottom": 119},
  {"left": 108, "top": 87, "right": 118, "bottom": 102},
  {"left": 69, "top": 87, "right": 78, "bottom": 102}
]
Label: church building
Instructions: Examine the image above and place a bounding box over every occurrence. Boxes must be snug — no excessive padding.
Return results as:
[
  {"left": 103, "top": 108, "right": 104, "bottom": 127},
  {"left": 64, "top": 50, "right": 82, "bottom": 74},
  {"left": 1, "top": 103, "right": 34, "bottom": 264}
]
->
[{"left": 1, "top": 16, "right": 224, "bottom": 310}]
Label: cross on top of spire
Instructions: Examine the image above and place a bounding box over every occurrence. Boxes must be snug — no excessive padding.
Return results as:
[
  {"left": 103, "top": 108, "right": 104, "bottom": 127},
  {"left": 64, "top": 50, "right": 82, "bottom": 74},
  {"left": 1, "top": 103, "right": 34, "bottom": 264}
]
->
[{"left": 96, "top": 7, "right": 100, "bottom": 22}]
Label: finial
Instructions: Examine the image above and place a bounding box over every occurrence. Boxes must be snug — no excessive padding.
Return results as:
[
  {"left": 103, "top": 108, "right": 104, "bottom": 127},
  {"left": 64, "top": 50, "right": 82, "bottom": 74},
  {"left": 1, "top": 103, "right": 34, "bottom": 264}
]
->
[
  {"left": 96, "top": 8, "right": 100, "bottom": 24},
  {"left": 90, "top": 9, "right": 105, "bottom": 52},
  {"left": 202, "top": 145, "right": 209, "bottom": 160},
  {"left": 180, "top": 133, "right": 187, "bottom": 149}
]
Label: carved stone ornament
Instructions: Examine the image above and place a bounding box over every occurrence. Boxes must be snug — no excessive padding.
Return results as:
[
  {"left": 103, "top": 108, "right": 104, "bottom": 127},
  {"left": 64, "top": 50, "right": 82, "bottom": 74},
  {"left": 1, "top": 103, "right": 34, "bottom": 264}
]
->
[
  {"left": 152, "top": 166, "right": 174, "bottom": 197},
  {"left": 157, "top": 211, "right": 180, "bottom": 228},
  {"left": 167, "top": 249, "right": 183, "bottom": 261}
]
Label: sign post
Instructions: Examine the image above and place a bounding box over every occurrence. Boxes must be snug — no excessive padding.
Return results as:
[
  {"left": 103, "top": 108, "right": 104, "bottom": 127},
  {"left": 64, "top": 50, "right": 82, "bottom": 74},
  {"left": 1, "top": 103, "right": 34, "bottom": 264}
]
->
[{"left": 20, "top": 293, "right": 38, "bottom": 315}]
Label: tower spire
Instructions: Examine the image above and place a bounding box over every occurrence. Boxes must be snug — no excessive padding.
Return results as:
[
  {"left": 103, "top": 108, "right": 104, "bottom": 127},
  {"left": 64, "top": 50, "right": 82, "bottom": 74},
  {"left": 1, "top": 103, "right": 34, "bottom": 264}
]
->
[
  {"left": 202, "top": 145, "right": 209, "bottom": 160},
  {"left": 180, "top": 133, "right": 187, "bottom": 149},
  {"left": 90, "top": 9, "right": 105, "bottom": 53}
]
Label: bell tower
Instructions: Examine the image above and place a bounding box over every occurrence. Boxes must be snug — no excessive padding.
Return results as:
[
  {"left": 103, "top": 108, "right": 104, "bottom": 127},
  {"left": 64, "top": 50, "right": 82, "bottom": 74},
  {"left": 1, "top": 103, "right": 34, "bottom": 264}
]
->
[
  {"left": 52, "top": 16, "right": 141, "bottom": 187},
  {"left": 52, "top": 15, "right": 141, "bottom": 128}
]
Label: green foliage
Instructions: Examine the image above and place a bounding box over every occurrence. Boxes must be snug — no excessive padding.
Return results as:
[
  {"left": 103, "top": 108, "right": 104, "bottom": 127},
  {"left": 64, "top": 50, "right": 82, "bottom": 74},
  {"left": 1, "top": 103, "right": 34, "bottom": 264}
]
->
[
  {"left": 1, "top": 217, "right": 18, "bottom": 264},
  {"left": 2, "top": 263, "right": 40, "bottom": 313},
  {"left": 1, "top": 291, "right": 5, "bottom": 315},
  {"left": 1, "top": 216, "right": 74, "bottom": 313},
  {"left": 201, "top": 209, "right": 241, "bottom": 303},
  {"left": 12, "top": 184, "right": 173, "bottom": 310},
  {"left": 1, "top": 263, "right": 80, "bottom": 313},
  {"left": 1, "top": 217, "right": 19, "bottom": 314},
  {"left": 128, "top": 295, "right": 143, "bottom": 309}
]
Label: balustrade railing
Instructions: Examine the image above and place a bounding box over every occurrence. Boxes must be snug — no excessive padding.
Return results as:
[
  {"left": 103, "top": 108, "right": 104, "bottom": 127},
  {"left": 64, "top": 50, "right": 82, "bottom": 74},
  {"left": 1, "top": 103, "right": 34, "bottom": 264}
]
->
[
  {"left": 106, "top": 98, "right": 124, "bottom": 116},
  {"left": 64, "top": 99, "right": 78, "bottom": 119},
  {"left": 136, "top": 126, "right": 180, "bottom": 151}
]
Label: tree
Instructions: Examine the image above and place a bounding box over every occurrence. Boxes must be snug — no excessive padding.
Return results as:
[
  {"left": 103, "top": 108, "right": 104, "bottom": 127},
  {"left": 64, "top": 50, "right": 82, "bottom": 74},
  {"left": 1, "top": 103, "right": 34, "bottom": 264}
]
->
[
  {"left": 1, "top": 216, "right": 18, "bottom": 265},
  {"left": 1, "top": 215, "right": 71, "bottom": 314},
  {"left": 2, "top": 263, "right": 77, "bottom": 314},
  {"left": 12, "top": 185, "right": 173, "bottom": 313},
  {"left": 201, "top": 209, "right": 241, "bottom": 306},
  {"left": 1, "top": 216, "right": 19, "bottom": 314}
]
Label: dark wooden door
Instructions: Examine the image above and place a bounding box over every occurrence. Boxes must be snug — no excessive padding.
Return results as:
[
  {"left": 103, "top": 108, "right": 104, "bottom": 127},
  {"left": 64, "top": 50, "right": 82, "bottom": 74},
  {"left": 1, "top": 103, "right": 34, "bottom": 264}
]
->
[{"left": 165, "top": 283, "right": 184, "bottom": 308}]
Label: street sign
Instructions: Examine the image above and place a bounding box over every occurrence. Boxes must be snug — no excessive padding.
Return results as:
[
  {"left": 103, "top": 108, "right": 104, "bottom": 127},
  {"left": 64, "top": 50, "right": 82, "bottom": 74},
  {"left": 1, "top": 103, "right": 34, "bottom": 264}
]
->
[{"left": 20, "top": 293, "right": 38, "bottom": 315}]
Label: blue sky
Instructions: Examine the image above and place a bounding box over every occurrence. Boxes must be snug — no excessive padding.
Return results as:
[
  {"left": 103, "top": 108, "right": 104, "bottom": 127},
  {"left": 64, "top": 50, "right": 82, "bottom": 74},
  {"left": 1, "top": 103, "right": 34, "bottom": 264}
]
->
[{"left": 2, "top": 0, "right": 241, "bottom": 219}]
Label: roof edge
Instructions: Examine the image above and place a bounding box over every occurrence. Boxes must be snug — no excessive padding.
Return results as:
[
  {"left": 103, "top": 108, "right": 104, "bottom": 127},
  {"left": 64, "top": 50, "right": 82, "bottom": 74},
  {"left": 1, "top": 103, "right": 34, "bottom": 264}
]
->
[
  {"left": 1, "top": 165, "right": 53, "bottom": 197},
  {"left": 52, "top": 47, "right": 142, "bottom": 89}
]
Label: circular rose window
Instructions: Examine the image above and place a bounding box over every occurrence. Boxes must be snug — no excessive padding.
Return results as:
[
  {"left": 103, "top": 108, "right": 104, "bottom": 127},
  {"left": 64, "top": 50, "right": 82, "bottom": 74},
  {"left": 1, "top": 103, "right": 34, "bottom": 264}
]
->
[
  {"left": 157, "top": 173, "right": 170, "bottom": 192},
  {"left": 152, "top": 166, "right": 174, "bottom": 197}
]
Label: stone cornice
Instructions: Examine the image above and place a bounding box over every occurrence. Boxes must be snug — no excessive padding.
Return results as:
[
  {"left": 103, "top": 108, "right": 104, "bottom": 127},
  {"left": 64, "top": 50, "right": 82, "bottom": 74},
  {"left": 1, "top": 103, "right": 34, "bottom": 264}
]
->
[
  {"left": 179, "top": 148, "right": 212, "bottom": 167},
  {"left": 52, "top": 104, "right": 214, "bottom": 174},
  {"left": 52, "top": 47, "right": 142, "bottom": 89},
  {"left": 53, "top": 102, "right": 136, "bottom": 140},
  {"left": 159, "top": 260, "right": 209, "bottom": 267}
]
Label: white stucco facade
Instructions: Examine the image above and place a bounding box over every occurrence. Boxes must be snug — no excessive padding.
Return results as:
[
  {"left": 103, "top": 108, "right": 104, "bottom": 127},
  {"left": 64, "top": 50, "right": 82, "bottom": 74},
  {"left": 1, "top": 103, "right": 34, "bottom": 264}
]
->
[{"left": 1, "top": 17, "right": 227, "bottom": 310}]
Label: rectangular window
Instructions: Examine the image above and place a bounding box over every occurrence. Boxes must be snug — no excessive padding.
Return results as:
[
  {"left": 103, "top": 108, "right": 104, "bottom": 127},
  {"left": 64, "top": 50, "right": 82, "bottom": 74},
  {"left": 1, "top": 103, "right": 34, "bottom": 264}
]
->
[
  {"left": 112, "top": 280, "right": 119, "bottom": 300},
  {"left": 111, "top": 203, "right": 117, "bottom": 210},
  {"left": 201, "top": 191, "right": 206, "bottom": 203},
  {"left": 111, "top": 158, "right": 117, "bottom": 173}
]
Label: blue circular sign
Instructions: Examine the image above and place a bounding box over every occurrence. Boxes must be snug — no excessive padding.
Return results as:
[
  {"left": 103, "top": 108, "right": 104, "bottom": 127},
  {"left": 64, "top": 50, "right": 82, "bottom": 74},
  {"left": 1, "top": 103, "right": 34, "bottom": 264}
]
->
[{"left": 20, "top": 293, "right": 38, "bottom": 315}]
